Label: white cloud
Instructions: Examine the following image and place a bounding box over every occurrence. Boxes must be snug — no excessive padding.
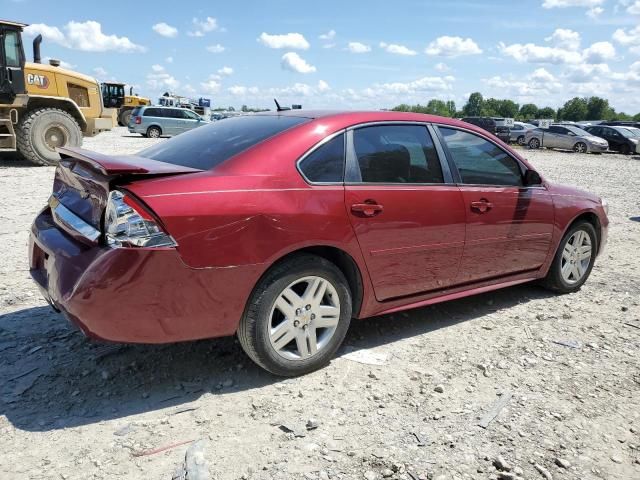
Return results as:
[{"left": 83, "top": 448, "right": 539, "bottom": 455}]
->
[
  {"left": 258, "top": 32, "right": 310, "bottom": 50},
  {"left": 24, "top": 20, "right": 145, "bottom": 53},
  {"left": 188, "top": 17, "right": 219, "bottom": 37},
  {"left": 542, "top": 0, "right": 604, "bottom": 7},
  {"left": 317, "top": 80, "right": 331, "bottom": 92},
  {"left": 23, "top": 23, "right": 65, "bottom": 43},
  {"left": 425, "top": 36, "right": 482, "bottom": 57},
  {"left": 206, "top": 44, "right": 225, "bottom": 53},
  {"left": 347, "top": 42, "right": 371, "bottom": 53},
  {"left": 372, "top": 75, "right": 456, "bottom": 95},
  {"left": 166, "top": 56, "right": 173, "bottom": 63},
  {"left": 545, "top": 28, "right": 581, "bottom": 50},
  {"left": 499, "top": 41, "right": 583, "bottom": 64},
  {"left": 613, "top": 25, "right": 640, "bottom": 46},
  {"left": 483, "top": 68, "right": 563, "bottom": 98},
  {"left": 93, "top": 66, "right": 107, "bottom": 77},
  {"left": 627, "top": 0, "right": 640, "bottom": 14},
  {"left": 200, "top": 75, "right": 222, "bottom": 94},
  {"left": 379, "top": 42, "right": 417, "bottom": 56},
  {"left": 147, "top": 68, "right": 179, "bottom": 90},
  {"left": 152, "top": 22, "right": 178, "bottom": 38},
  {"left": 564, "top": 63, "right": 611, "bottom": 82},
  {"left": 434, "top": 62, "right": 450, "bottom": 72},
  {"left": 531, "top": 67, "right": 557, "bottom": 82},
  {"left": 586, "top": 6, "right": 604, "bottom": 17},
  {"left": 319, "top": 30, "right": 336, "bottom": 41},
  {"left": 281, "top": 52, "right": 317, "bottom": 73},
  {"left": 217, "top": 66, "right": 233, "bottom": 76},
  {"left": 583, "top": 41, "right": 616, "bottom": 63}
]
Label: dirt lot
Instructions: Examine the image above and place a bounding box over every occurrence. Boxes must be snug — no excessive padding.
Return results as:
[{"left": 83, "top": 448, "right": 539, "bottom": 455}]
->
[{"left": 1, "top": 127, "right": 639, "bottom": 480}]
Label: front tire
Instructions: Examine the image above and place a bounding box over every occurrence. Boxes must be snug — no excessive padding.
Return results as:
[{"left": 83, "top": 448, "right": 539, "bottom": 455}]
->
[
  {"left": 573, "top": 142, "right": 587, "bottom": 153},
  {"left": 542, "top": 221, "right": 597, "bottom": 293},
  {"left": 16, "top": 108, "right": 82, "bottom": 166},
  {"left": 517, "top": 135, "right": 526, "bottom": 146},
  {"left": 238, "top": 254, "right": 352, "bottom": 376},
  {"left": 528, "top": 138, "right": 540, "bottom": 149}
]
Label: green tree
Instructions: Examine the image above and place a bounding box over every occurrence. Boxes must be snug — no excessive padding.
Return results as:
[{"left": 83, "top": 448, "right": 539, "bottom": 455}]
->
[
  {"left": 586, "top": 97, "right": 611, "bottom": 120},
  {"left": 446, "top": 100, "right": 456, "bottom": 117},
  {"left": 462, "top": 92, "right": 484, "bottom": 117},
  {"left": 425, "top": 99, "right": 450, "bottom": 116},
  {"left": 519, "top": 103, "right": 539, "bottom": 120},
  {"left": 615, "top": 111, "right": 632, "bottom": 121},
  {"left": 537, "top": 107, "right": 556, "bottom": 119},
  {"left": 633, "top": 112, "right": 640, "bottom": 122},
  {"left": 483, "top": 98, "right": 501, "bottom": 117},
  {"left": 497, "top": 99, "right": 519, "bottom": 118},
  {"left": 558, "top": 97, "right": 588, "bottom": 121}
]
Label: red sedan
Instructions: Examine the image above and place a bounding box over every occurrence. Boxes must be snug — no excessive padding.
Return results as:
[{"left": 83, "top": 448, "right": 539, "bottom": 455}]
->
[{"left": 29, "top": 111, "right": 609, "bottom": 376}]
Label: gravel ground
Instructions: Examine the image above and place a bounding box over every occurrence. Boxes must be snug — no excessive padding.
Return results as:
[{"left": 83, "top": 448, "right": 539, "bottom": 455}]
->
[{"left": 0, "top": 127, "right": 639, "bottom": 480}]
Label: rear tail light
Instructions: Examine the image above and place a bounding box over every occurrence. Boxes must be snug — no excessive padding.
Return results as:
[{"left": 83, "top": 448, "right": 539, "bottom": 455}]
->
[
  {"left": 134, "top": 116, "right": 141, "bottom": 124},
  {"left": 104, "top": 190, "right": 176, "bottom": 248}
]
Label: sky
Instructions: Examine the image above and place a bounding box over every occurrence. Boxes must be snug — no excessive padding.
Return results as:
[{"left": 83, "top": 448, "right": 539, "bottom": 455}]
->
[{"left": 5, "top": 0, "right": 640, "bottom": 112}]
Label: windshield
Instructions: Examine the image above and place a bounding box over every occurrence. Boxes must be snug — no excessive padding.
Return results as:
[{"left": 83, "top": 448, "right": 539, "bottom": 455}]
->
[
  {"left": 138, "top": 115, "right": 309, "bottom": 170},
  {"left": 565, "top": 126, "right": 590, "bottom": 136},
  {"left": 614, "top": 127, "right": 635, "bottom": 138},
  {"left": 623, "top": 127, "right": 640, "bottom": 137}
]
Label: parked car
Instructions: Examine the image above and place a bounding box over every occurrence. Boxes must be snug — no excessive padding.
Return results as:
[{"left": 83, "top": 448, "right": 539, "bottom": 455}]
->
[
  {"left": 601, "top": 121, "right": 640, "bottom": 129},
  {"left": 29, "top": 111, "right": 609, "bottom": 376},
  {"left": 584, "top": 125, "right": 639, "bottom": 155},
  {"left": 128, "top": 106, "right": 209, "bottom": 138},
  {"left": 525, "top": 124, "right": 609, "bottom": 153},
  {"left": 509, "top": 122, "right": 537, "bottom": 145},
  {"left": 461, "top": 117, "right": 511, "bottom": 143}
]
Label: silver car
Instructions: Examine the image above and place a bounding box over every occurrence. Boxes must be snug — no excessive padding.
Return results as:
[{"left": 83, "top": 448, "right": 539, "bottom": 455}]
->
[
  {"left": 509, "top": 121, "right": 537, "bottom": 145},
  {"left": 525, "top": 124, "right": 608, "bottom": 153},
  {"left": 128, "top": 106, "right": 209, "bottom": 138}
]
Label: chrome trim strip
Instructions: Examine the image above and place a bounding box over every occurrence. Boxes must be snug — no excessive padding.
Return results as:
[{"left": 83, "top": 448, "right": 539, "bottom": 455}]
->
[{"left": 49, "top": 196, "right": 101, "bottom": 243}]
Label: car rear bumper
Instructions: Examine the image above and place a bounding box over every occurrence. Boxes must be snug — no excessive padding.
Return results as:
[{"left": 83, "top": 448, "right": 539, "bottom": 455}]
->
[
  {"left": 29, "top": 208, "right": 263, "bottom": 344},
  {"left": 127, "top": 125, "right": 144, "bottom": 134}
]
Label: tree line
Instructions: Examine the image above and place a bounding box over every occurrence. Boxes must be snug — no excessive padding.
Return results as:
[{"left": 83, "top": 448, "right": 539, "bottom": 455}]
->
[{"left": 392, "top": 92, "right": 640, "bottom": 122}]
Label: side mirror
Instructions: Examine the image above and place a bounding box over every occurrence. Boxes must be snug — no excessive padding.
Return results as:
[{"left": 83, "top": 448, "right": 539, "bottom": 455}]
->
[{"left": 524, "top": 169, "right": 542, "bottom": 186}]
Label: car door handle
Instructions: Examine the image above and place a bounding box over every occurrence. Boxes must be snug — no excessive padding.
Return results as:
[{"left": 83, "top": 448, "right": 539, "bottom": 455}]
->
[
  {"left": 470, "top": 199, "right": 493, "bottom": 213},
  {"left": 351, "top": 201, "right": 383, "bottom": 217}
]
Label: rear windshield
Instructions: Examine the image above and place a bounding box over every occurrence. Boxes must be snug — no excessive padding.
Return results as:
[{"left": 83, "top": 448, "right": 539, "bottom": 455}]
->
[{"left": 138, "top": 115, "right": 309, "bottom": 170}]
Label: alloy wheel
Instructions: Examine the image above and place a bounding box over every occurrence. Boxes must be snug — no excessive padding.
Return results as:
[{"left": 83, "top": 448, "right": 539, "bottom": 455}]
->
[
  {"left": 574, "top": 142, "right": 587, "bottom": 153},
  {"left": 517, "top": 136, "right": 525, "bottom": 146},
  {"left": 560, "top": 229, "right": 592, "bottom": 284},
  {"left": 268, "top": 276, "right": 341, "bottom": 360}
]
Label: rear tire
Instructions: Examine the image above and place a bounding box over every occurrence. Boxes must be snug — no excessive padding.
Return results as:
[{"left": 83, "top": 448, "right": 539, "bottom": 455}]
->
[
  {"left": 16, "top": 108, "right": 82, "bottom": 166},
  {"left": 237, "top": 254, "right": 352, "bottom": 377},
  {"left": 147, "top": 126, "right": 161, "bottom": 138},
  {"left": 528, "top": 138, "right": 540, "bottom": 149},
  {"left": 620, "top": 144, "right": 631, "bottom": 155},
  {"left": 542, "top": 221, "right": 597, "bottom": 294}
]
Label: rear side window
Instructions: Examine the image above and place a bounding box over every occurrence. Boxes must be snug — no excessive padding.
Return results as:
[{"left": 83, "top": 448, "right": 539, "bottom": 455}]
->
[
  {"left": 351, "top": 125, "right": 444, "bottom": 184},
  {"left": 438, "top": 127, "right": 523, "bottom": 186},
  {"left": 143, "top": 108, "right": 164, "bottom": 117},
  {"left": 139, "top": 115, "right": 309, "bottom": 170},
  {"left": 299, "top": 133, "right": 345, "bottom": 183}
]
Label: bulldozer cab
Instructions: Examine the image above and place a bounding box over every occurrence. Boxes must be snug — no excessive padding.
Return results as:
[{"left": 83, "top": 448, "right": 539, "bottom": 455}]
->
[
  {"left": 101, "top": 82, "right": 125, "bottom": 108},
  {"left": 0, "top": 20, "right": 27, "bottom": 104}
]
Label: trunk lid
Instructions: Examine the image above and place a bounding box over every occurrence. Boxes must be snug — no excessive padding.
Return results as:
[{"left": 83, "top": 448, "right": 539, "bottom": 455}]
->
[{"left": 52, "top": 147, "right": 200, "bottom": 231}]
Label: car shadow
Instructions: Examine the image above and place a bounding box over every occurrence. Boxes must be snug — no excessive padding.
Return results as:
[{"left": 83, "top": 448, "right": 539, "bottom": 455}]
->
[{"left": 0, "top": 283, "right": 554, "bottom": 432}]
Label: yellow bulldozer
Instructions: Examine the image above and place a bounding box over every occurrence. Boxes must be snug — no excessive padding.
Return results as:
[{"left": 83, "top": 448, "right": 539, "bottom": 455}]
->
[
  {"left": 101, "top": 82, "right": 150, "bottom": 126},
  {"left": 0, "top": 20, "right": 116, "bottom": 165}
]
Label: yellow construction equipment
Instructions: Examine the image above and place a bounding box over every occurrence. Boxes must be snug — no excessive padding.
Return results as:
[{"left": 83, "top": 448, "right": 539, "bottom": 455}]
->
[
  {"left": 101, "top": 82, "right": 151, "bottom": 126},
  {"left": 0, "top": 20, "right": 116, "bottom": 165}
]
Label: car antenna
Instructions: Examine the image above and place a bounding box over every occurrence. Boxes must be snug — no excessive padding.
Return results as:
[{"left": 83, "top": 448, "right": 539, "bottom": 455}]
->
[{"left": 274, "top": 98, "right": 290, "bottom": 112}]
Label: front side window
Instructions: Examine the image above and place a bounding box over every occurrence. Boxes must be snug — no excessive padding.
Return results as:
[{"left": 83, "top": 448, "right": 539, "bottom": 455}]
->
[
  {"left": 351, "top": 125, "right": 444, "bottom": 183},
  {"left": 438, "top": 127, "right": 523, "bottom": 186},
  {"left": 299, "top": 133, "right": 345, "bottom": 183},
  {"left": 3, "top": 31, "right": 21, "bottom": 67}
]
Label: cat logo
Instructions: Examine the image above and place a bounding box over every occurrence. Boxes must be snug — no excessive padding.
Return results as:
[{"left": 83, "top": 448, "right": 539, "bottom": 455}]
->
[{"left": 26, "top": 73, "right": 50, "bottom": 89}]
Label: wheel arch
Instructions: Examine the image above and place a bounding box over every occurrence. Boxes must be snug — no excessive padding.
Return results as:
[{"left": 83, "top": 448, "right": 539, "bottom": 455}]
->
[
  {"left": 147, "top": 123, "right": 163, "bottom": 134},
  {"left": 564, "top": 210, "right": 602, "bottom": 253},
  {"left": 24, "top": 96, "right": 87, "bottom": 131},
  {"left": 253, "top": 245, "right": 365, "bottom": 318}
]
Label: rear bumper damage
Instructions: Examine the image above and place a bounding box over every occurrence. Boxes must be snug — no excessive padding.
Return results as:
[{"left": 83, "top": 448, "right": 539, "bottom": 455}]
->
[{"left": 29, "top": 208, "right": 262, "bottom": 344}]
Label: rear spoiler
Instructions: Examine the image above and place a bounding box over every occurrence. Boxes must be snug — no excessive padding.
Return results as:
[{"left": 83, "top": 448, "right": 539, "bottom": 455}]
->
[{"left": 57, "top": 147, "right": 202, "bottom": 176}]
